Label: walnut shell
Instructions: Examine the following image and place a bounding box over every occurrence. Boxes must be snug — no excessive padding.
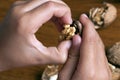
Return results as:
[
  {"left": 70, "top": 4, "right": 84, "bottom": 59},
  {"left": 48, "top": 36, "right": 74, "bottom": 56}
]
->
[
  {"left": 89, "top": 2, "right": 117, "bottom": 29},
  {"left": 107, "top": 42, "right": 120, "bottom": 67},
  {"left": 104, "top": 42, "right": 120, "bottom": 80},
  {"left": 104, "top": 2, "right": 117, "bottom": 26}
]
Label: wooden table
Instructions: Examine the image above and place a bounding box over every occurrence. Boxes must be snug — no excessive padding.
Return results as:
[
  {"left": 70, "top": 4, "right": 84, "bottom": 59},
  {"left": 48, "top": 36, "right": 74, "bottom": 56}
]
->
[{"left": 0, "top": 0, "right": 120, "bottom": 80}]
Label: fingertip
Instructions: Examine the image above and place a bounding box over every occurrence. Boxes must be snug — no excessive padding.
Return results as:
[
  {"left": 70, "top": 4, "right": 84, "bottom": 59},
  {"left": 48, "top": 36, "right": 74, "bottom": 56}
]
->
[
  {"left": 80, "top": 14, "right": 88, "bottom": 19},
  {"left": 79, "top": 14, "right": 94, "bottom": 28},
  {"left": 79, "top": 14, "right": 89, "bottom": 25},
  {"left": 58, "top": 40, "right": 72, "bottom": 52},
  {"left": 61, "top": 13, "right": 72, "bottom": 24},
  {"left": 68, "top": 16, "right": 73, "bottom": 24},
  {"left": 68, "top": 35, "right": 81, "bottom": 57},
  {"left": 57, "top": 40, "right": 72, "bottom": 63},
  {"left": 72, "top": 35, "right": 81, "bottom": 46},
  {"left": 63, "top": 40, "right": 72, "bottom": 49},
  {"left": 79, "top": 14, "right": 96, "bottom": 37}
]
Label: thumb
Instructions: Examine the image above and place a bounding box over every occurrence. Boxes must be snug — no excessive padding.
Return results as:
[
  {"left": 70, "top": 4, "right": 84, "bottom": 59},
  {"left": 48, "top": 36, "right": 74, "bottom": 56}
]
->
[
  {"left": 58, "top": 35, "right": 81, "bottom": 80},
  {"left": 47, "top": 40, "right": 71, "bottom": 64}
]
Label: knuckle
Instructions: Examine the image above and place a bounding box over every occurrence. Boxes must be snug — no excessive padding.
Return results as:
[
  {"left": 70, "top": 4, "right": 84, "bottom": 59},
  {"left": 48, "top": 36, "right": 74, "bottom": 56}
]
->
[
  {"left": 45, "top": 1, "right": 55, "bottom": 8},
  {"left": 16, "top": 15, "right": 28, "bottom": 34},
  {"left": 12, "top": 1, "right": 25, "bottom": 7},
  {"left": 86, "top": 70, "right": 110, "bottom": 80},
  {"left": 98, "top": 72, "right": 110, "bottom": 80},
  {"left": 12, "top": 1, "right": 20, "bottom": 6},
  {"left": 58, "top": 56, "right": 66, "bottom": 64},
  {"left": 84, "top": 73, "right": 96, "bottom": 80},
  {"left": 17, "top": 15, "right": 25, "bottom": 26},
  {"left": 11, "top": 1, "right": 24, "bottom": 14},
  {"left": 59, "top": 54, "right": 67, "bottom": 64},
  {"left": 61, "top": 3, "right": 71, "bottom": 13},
  {"left": 11, "top": 6, "right": 22, "bottom": 15},
  {"left": 86, "top": 70, "right": 96, "bottom": 79}
]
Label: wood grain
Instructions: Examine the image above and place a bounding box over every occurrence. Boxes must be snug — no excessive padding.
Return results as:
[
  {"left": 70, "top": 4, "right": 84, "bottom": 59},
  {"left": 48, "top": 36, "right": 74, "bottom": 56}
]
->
[{"left": 0, "top": 0, "right": 120, "bottom": 80}]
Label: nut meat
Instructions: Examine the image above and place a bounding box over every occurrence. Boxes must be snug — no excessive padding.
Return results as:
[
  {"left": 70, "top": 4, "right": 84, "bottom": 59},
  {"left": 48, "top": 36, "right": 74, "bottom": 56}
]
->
[{"left": 60, "top": 20, "right": 82, "bottom": 41}]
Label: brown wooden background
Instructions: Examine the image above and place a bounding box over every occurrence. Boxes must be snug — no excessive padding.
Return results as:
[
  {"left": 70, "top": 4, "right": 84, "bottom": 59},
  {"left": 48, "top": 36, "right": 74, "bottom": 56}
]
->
[{"left": 0, "top": 0, "right": 120, "bottom": 80}]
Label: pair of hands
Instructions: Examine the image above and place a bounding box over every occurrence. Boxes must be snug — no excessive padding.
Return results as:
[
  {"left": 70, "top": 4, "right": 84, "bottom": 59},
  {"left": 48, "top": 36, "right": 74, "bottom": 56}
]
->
[{"left": 0, "top": 0, "right": 111, "bottom": 80}]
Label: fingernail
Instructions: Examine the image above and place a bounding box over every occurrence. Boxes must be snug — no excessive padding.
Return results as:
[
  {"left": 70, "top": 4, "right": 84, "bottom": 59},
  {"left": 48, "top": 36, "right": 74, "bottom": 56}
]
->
[
  {"left": 81, "top": 14, "right": 88, "bottom": 19},
  {"left": 68, "top": 16, "right": 73, "bottom": 24}
]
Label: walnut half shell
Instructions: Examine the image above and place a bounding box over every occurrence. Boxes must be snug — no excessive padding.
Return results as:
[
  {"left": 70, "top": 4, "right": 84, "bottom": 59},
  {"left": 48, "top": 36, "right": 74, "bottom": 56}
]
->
[
  {"left": 107, "top": 42, "right": 120, "bottom": 67},
  {"left": 89, "top": 2, "right": 117, "bottom": 29},
  {"left": 107, "top": 42, "right": 120, "bottom": 80}
]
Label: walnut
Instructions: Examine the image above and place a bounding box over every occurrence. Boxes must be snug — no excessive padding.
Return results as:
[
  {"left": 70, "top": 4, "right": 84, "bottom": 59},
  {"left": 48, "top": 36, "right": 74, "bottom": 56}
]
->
[
  {"left": 89, "top": 2, "right": 117, "bottom": 29},
  {"left": 59, "top": 24, "right": 76, "bottom": 40},
  {"left": 59, "top": 20, "right": 82, "bottom": 41}
]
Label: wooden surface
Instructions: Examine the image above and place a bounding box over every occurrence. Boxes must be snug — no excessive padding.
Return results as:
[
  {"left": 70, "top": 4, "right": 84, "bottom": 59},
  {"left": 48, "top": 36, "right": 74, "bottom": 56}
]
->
[{"left": 0, "top": 0, "right": 120, "bottom": 80}]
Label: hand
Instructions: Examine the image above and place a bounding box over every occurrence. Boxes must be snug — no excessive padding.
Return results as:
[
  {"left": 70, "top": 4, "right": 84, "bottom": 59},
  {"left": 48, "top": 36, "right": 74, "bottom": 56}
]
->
[
  {"left": 0, "top": 0, "right": 72, "bottom": 71},
  {"left": 58, "top": 14, "right": 112, "bottom": 80}
]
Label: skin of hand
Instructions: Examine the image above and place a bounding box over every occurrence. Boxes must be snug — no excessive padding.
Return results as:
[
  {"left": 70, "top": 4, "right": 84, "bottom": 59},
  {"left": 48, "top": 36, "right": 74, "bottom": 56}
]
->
[
  {"left": 0, "top": 0, "right": 73, "bottom": 71},
  {"left": 0, "top": 0, "right": 111, "bottom": 79},
  {"left": 58, "top": 14, "right": 112, "bottom": 80}
]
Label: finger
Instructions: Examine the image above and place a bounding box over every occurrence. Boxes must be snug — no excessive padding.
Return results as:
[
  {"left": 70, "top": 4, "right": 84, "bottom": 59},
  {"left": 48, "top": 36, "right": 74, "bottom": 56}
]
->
[
  {"left": 58, "top": 35, "right": 81, "bottom": 80},
  {"left": 95, "top": 37, "right": 111, "bottom": 78},
  {"left": 12, "top": 1, "right": 26, "bottom": 6},
  {"left": 78, "top": 14, "right": 99, "bottom": 64},
  {"left": 71, "top": 14, "right": 110, "bottom": 80},
  {"left": 24, "top": 1, "right": 72, "bottom": 33},
  {"left": 80, "top": 14, "right": 107, "bottom": 67},
  {"left": 17, "top": 0, "right": 48, "bottom": 12},
  {"left": 46, "top": 40, "right": 72, "bottom": 64},
  {"left": 19, "top": 0, "right": 67, "bottom": 13},
  {"left": 27, "top": 35, "right": 71, "bottom": 65},
  {"left": 71, "top": 15, "right": 97, "bottom": 80},
  {"left": 51, "top": 17, "right": 65, "bottom": 32},
  {"left": 28, "top": 35, "right": 71, "bottom": 65}
]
